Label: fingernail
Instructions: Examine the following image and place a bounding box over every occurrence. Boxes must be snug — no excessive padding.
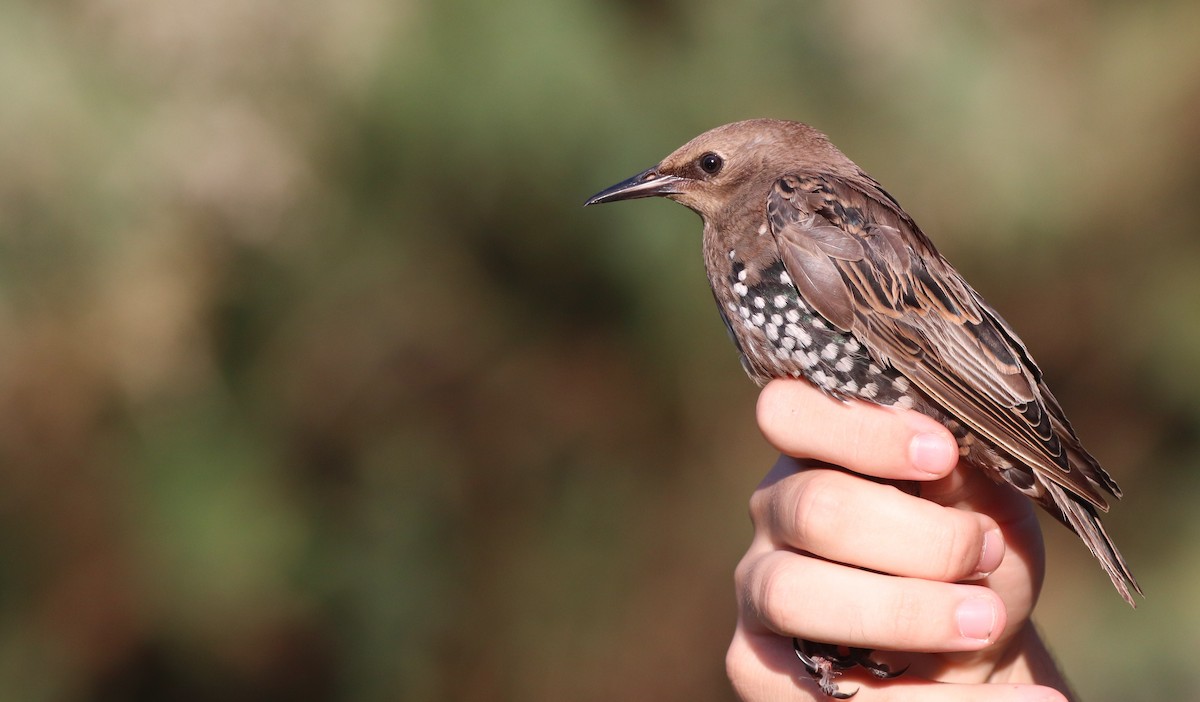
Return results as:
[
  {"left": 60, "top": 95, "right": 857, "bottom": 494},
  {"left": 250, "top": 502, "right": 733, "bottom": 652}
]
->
[
  {"left": 973, "top": 528, "right": 1004, "bottom": 578},
  {"left": 909, "top": 432, "right": 956, "bottom": 476},
  {"left": 956, "top": 597, "right": 996, "bottom": 642}
]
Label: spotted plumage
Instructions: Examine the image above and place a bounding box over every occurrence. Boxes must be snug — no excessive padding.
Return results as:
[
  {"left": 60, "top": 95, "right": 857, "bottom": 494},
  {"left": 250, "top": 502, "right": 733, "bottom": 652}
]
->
[
  {"left": 721, "top": 255, "right": 913, "bottom": 409},
  {"left": 586, "top": 118, "right": 1139, "bottom": 697}
]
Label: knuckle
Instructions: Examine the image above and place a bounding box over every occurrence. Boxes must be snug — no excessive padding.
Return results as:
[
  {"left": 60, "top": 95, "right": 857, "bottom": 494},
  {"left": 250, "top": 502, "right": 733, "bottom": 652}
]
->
[
  {"left": 756, "top": 381, "right": 819, "bottom": 454},
  {"left": 750, "top": 556, "right": 790, "bottom": 630},
  {"left": 747, "top": 484, "right": 772, "bottom": 528},
  {"left": 725, "top": 636, "right": 752, "bottom": 689},
  {"left": 790, "top": 472, "right": 844, "bottom": 546},
  {"left": 733, "top": 552, "right": 755, "bottom": 595},
  {"left": 929, "top": 514, "right": 980, "bottom": 581},
  {"left": 755, "top": 382, "right": 788, "bottom": 444}
]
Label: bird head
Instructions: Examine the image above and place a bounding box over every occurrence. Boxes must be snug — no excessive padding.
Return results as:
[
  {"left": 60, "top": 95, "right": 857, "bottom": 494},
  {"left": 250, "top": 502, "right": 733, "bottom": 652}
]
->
[{"left": 585, "top": 119, "right": 854, "bottom": 219}]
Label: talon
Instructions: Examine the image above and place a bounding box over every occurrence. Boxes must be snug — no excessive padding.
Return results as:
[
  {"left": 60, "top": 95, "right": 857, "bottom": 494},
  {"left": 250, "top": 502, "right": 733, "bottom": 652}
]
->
[
  {"left": 793, "top": 639, "right": 906, "bottom": 696},
  {"left": 848, "top": 647, "right": 908, "bottom": 679},
  {"left": 793, "top": 638, "right": 858, "bottom": 698},
  {"left": 870, "top": 661, "right": 909, "bottom": 680},
  {"left": 792, "top": 637, "right": 820, "bottom": 676}
]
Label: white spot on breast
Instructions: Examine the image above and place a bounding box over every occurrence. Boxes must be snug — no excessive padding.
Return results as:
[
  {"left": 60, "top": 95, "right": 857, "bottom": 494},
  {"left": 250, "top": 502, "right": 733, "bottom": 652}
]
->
[
  {"left": 773, "top": 295, "right": 787, "bottom": 308},
  {"left": 811, "top": 318, "right": 828, "bottom": 330},
  {"left": 734, "top": 282, "right": 748, "bottom": 296},
  {"left": 728, "top": 249, "right": 736, "bottom": 260},
  {"left": 775, "top": 348, "right": 790, "bottom": 360},
  {"left": 781, "top": 336, "right": 796, "bottom": 350},
  {"left": 843, "top": 379, "right": 858, "bottom": 393},
  {"left": 751, "top": 312, "right": 765, "bottom": 326},
  {"left": 893, "top": 377, "right": 910, "bottom": 393},
  {"left": 860, "top": 383, "right": 878, "bottom": 398},
  {"left": 726, "top": 302, "right": 736, "bottom": 312},
  {"left": 754, "top": 297, "right": 766, "bottom": 309},
  {"left": 739, "top": 306, "right": 750, "bottom": 319},
  {"left": 835, "top": 356, "right": 853, "bottom": 373},
  {"left": 758, "top": 224, "right": 768, "bottom": 235},
  {"left": 766, "top": 323, "right": 779, "bottom": 341},
  {"left": 811, "top": 370, "right": 831, "bottom": 388},
  {"left": 821, "top": 343, "right": 839, "bottom": 360},
  {"left": 893, "top": 395, "right": 915, "bottom": 410},
  {"left": 780, "top": 271, "right": 792, "bottom": 285},
  {"left": 785, "top": 310, "right": 801, "bottom": 323},
  {"left": 771, "top": 313, "right": 783, "bottom": 325},
  {"left": 868, "top": 363, "right": 882, "bottom": 376},
  {"left": 845, "top": 338, "right": 860, "bottom": 353},
  {"left": 737, "top": 269, "right": 748, "bottom": 282}
]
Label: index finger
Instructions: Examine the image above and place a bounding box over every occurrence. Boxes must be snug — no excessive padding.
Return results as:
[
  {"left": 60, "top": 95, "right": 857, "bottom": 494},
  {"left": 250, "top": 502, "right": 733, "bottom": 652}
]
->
[{"left": 757, "top": 379, "right": 959, "bottom": 481}]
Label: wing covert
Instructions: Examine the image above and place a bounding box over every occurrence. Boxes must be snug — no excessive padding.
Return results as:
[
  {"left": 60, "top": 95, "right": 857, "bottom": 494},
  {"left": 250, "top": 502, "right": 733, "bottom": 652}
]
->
[{"left": 767, "top": 173, "right": 1113, "bottom": 508}]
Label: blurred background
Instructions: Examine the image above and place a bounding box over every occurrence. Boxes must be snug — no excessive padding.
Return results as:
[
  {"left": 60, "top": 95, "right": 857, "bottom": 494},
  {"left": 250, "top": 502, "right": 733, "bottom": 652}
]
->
[{"left": 0, "top": 1, "right": 1197, "bottom": 700}]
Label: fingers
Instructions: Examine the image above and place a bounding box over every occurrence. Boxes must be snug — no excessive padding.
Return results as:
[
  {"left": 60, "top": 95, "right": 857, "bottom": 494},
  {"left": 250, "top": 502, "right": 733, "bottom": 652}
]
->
[
  {"left": 736, "top": 379, "right": 1055, "bottom": 700},
  {"left": 757, "top": 379, "right": 959, "bottom": 480},
  {"left": 751, "top": 457, "right": 1004, "bottom": 582},
  {"left": 727, "top": 627, "right": 1068, "bottom": 702},
  {"left": 737, "top": 459, "right": 1011, "bottom": 654},
  {"left": 737, "top": 548, "right": 1005, "bottom": 651}
]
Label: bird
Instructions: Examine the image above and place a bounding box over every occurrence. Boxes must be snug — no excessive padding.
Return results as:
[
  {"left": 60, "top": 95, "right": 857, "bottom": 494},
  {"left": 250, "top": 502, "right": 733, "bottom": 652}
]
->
[{"left": 585, "top": 119, "right": 1140, "bottom": 697}]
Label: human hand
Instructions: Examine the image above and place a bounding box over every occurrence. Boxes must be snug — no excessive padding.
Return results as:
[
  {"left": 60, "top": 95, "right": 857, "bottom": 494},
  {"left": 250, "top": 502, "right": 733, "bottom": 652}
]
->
[{"left": 726, "top": 379, "right": 1072, "bottom": 701}]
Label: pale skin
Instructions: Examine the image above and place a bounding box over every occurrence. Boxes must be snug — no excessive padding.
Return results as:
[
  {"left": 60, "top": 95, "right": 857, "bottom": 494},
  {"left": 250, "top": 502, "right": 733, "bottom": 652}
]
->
[{"left": 727, "top": 379, "right": 1075, "bottom": 702}]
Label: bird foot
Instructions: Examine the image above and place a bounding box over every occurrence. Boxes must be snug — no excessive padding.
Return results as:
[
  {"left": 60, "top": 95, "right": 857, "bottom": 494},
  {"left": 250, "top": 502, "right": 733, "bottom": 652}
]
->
[{"left": 793, "top": 639, "right": 908, "bottom": 698}]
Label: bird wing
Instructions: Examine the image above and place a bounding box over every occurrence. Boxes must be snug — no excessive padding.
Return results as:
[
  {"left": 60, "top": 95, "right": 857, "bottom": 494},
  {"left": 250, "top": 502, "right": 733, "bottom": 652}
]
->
[{"left": 767, "top": 173, "right": 1116, "bottom": 509}]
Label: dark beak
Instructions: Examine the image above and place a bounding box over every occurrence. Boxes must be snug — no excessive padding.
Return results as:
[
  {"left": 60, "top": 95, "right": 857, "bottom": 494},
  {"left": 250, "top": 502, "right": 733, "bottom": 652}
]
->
[{"left": 584, "top": 167, "right": 686, "bottom": 206}]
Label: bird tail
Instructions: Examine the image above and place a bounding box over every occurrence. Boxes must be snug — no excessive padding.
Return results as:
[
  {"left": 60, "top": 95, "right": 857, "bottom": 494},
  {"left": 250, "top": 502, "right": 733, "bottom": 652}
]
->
[{"left": 1044, "top": 481, "right": 1142, "bottom": 606}]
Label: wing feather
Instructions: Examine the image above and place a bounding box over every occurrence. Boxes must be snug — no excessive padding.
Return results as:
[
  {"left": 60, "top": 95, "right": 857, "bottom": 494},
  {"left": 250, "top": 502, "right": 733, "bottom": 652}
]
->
[{"left": 767, "top": 174, "right": 1118, "bottom": 509}]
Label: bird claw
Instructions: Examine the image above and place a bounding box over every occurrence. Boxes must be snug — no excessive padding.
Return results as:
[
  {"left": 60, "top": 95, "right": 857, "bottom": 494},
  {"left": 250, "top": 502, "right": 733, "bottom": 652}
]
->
[
  {"left": 793, "top": 638, "right": 907, "bottom": 698},
  {"left": 793, "top": 638, "right": 857, "bottom": 698}
]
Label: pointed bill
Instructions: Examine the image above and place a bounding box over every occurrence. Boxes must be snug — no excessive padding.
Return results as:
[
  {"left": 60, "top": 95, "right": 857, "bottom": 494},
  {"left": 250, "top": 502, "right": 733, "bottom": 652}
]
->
[{"left": 584, "top": 167, "right": 686, "bottom": 206}]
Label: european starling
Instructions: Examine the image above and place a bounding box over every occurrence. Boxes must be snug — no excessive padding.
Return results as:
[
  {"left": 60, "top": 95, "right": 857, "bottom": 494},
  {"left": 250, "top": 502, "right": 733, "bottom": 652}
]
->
[{"left": 585, "top": 119, "right": 1140, "bottom": 697}]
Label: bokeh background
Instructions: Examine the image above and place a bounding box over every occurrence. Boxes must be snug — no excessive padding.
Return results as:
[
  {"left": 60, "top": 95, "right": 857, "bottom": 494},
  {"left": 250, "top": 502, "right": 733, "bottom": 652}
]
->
[{"left": 1, "top": 1, "right": 1198, "bottom": 700}]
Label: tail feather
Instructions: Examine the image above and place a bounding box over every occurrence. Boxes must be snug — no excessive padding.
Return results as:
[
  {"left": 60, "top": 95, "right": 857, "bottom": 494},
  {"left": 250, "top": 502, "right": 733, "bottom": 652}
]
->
[{"left": 1044, "top": 480, "right": 1142, "bottom": 606}]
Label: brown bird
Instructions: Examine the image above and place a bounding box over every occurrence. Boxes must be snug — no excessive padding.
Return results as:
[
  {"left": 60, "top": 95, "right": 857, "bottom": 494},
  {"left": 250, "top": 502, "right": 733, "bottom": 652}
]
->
[{"left": 585, "top": 119, "right": 1140, "bottom": 697}]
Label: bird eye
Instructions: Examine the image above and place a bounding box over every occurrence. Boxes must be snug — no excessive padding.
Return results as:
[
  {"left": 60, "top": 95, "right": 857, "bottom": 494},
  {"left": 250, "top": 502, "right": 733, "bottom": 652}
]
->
[{"left": 699, "top": 152, "right": 723, "bottom": 175}]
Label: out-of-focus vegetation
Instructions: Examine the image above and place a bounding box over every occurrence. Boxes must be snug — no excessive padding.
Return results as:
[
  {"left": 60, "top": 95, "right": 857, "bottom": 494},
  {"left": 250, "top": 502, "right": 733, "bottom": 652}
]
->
[{"left": 0, "top": 1, "right": 1197, "bottom": 701}]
